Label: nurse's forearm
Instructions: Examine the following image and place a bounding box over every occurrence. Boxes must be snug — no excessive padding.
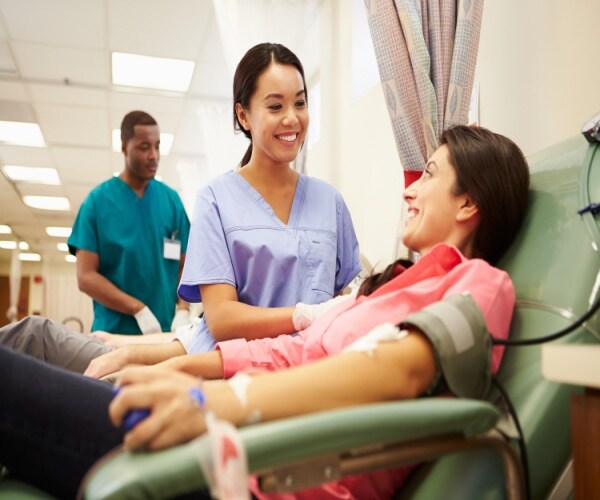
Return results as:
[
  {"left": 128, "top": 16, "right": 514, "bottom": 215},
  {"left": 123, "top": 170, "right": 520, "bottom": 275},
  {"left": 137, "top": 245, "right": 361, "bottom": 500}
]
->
[
  {"left": 78, "top": 269, "right": 146, "bottom": 315},
  {"left": 205, "top": 302, "right": 296, "bottom": 341}
]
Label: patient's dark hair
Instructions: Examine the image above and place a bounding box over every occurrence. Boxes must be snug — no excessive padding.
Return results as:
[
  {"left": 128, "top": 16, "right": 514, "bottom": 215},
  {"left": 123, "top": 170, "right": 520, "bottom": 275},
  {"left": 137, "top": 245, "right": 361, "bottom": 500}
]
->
[
  {"left": 121, "top": 111, "right": 157, "bottom": 144},
  {"left": 358, "top": 125, "right": 530, "bottom": 297},
  {"left": 233, "top": 42, "right": 307, "bottom": 167}
]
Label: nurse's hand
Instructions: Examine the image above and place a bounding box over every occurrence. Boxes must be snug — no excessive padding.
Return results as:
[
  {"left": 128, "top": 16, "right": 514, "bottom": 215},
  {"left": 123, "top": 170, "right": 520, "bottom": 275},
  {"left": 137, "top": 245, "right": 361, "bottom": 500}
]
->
[
  {"left": 134, "top": 306, "right": 162, "bottom": 334},
  {"left": 109, "top": 366, "right": 207, "bottom": 450},
  {"left": 292, "top": 294, "right": 354, "bottom": 330}
]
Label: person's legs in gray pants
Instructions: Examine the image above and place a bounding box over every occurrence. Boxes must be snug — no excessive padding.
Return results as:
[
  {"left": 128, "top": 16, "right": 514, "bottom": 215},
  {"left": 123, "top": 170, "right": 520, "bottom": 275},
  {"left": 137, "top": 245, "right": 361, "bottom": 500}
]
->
[{"left": 0, "top": 316, "right": 111, "bottom": 373}]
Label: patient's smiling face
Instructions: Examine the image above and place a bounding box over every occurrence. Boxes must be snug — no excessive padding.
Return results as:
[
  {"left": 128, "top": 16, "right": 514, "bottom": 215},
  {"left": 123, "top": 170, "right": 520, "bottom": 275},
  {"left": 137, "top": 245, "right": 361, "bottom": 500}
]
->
[{"left": 402, "top": 145, "right": 472, "bottom": 255}]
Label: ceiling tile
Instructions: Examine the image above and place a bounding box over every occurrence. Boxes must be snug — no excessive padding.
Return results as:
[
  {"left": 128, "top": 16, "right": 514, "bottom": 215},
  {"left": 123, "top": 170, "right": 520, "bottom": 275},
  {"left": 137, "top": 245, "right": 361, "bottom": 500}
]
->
[
  {"left": 0, "top": 81, "right": 29, "bottom": 101},
  {"left": 51, "top": 146, "right": 112, "bottom": 184},
  {"left": 0, "top": 0, "right": 105, "bottom": 48},
  {"left": 107, "top": 0, "right": 211, "bottom": 60},
  {"left": 109, "top": 91, "right": 186, "bottom": 118},
  {"left": 29, "top": 83, "right": 108, "bottom": 108},
  {"left": 36, "top": 104, "right": 110, "bottom": 147},
  {"left": 12, "top": 42, "right": 109, "bottom": 86},
  {"left": 0, "top": 144, "right": 53, "bottom": 167},
  {"left": 15, "top": 183, "right": 67, "bottom": 198}
]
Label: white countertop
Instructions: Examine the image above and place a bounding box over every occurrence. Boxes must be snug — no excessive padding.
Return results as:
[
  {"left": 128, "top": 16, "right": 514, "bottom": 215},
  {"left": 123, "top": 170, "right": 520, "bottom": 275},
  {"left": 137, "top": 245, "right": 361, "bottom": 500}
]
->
[{"left": 541, "top": 344, "right": 600, "bottom": 389}]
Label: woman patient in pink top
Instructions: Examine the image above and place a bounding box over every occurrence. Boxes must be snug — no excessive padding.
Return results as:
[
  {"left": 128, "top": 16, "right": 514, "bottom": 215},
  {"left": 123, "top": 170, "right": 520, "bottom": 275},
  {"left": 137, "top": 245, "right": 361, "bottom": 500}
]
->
[{"left": 108, "top": 124, "right": 530, "bottom": 498}]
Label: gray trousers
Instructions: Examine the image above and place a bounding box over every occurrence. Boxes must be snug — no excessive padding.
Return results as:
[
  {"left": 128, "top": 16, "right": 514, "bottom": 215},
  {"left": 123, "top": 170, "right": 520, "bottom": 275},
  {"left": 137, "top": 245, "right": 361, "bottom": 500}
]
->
[{"left": 0, "top": 316, "right": 111, "bottom": 373}]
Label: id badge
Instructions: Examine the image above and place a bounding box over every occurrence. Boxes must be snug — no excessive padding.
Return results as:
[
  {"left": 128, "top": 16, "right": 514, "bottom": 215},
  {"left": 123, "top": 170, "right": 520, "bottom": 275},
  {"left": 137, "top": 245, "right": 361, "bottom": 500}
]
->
[{"left": 163, "top": 237, "right": 181, "bottom": 260}]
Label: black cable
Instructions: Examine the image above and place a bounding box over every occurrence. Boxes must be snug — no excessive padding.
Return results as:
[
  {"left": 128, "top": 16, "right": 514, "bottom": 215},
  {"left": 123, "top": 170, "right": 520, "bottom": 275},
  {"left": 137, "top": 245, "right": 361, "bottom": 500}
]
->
[
  {"left": 492, "top": 376, "right": 531, "bottom": 500},
  {"left": 492, "top": 292, "right": 600, "bottom": 346}
]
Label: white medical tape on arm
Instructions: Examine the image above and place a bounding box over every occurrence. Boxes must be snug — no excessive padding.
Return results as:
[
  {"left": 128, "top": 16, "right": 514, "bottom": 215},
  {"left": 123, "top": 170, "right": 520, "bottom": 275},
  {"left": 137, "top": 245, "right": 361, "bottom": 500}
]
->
[
  {"left": 342, "top": 322, "right": 408, "bottom": 355},
  {"left": 227, "top": 372, "right": 262, "bottom": 425}
]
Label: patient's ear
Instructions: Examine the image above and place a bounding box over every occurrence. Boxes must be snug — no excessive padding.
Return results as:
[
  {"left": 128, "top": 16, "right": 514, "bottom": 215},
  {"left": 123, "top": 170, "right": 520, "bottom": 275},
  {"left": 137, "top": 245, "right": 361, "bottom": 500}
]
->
[{"left": 456, "top": 195, "right": 480, "bottom": 223}]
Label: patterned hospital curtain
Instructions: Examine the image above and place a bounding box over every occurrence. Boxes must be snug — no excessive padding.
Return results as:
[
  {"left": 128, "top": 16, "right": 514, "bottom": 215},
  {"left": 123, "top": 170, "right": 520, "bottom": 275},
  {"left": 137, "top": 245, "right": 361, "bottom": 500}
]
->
[{"left": 365, "top": 0, "right": 484, "bottom": 185}]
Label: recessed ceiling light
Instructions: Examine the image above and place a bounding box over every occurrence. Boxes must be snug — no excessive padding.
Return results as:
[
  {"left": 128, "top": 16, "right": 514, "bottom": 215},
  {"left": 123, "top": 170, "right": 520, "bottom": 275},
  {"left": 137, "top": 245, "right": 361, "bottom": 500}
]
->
[
  {"left": 111, "top": 129, "right": 174, "bottom": 155},
  {"left": 0, "top": 225, "right": 11, "bottom": 234},
  {"left": 46, "top": 226, "right": 72, "bottom": 237},
  {"left": 0, "top": 240, "right": 17, "bottom": 249},
  {"left": 112, "top": 52, "right": 195, "bottom": 92},
  {"left": 23, "top": 195, "right": 70, "bottom": 211},
  {"left": 65, "top": 254, "right": 76, "bottom": 263},
  {"left": 57, "top": 242, "right": 69, "bottom": 252},
  {"left": 18, "top": 241, "right": 29, "bottom": 250},
  {"left": 3, "top": 165, "right": 60, "bottom": 185},
  {"left": 19, "top": 252, "right": 41, "bottom": 262},
  {"left": 0, "top": 120, "right": 45, "bottom": 147}
]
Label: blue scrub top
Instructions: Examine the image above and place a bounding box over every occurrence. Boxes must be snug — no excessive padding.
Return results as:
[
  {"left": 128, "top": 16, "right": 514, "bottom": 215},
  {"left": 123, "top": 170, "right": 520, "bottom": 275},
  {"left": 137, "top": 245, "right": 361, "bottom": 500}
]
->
[
  {"left": 68, "top": 177, "right": 190, "bottom": 334},
  {"left": 179, "top": 171, "right": 361, "bottom": 353}
]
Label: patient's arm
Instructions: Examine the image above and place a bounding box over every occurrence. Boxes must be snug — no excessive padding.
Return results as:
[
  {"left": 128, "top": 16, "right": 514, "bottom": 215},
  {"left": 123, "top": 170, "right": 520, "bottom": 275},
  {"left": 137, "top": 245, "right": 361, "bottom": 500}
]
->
[
  {"left": 156, "top": 350, "right": 225, "bottom": 379},
  {"left": 90, "top": 331, "right": 176, "bottom": 349},
  {"left": 109, "top": 330, "right": 436, "bottom": 451},
  {"left": 83, "top": 341, "right": 186, "bottom": 379}
]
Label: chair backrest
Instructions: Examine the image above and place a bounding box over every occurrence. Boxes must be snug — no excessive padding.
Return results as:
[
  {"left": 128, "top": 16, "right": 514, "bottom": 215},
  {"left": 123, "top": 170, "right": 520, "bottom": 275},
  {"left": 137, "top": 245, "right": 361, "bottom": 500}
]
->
[{"left": 495, "top": 134, "right": 600, "bottom": 499}]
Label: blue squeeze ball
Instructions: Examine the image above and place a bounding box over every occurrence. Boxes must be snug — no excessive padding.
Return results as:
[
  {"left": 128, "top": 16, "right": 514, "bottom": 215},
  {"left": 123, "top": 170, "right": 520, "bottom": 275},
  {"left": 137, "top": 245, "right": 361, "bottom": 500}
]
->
[{"left": 112, "top": 387, "right": 151, "bottom": 430}]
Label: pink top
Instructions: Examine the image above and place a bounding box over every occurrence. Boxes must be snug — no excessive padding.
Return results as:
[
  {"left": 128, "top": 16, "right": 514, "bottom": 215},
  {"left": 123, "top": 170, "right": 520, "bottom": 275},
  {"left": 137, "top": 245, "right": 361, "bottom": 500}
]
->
[
  {"left": 218, "top": 244, "right": 513, "bottom": 378},
  {"left": 219, "top": 244, "right": 515, "bottom": 499}
]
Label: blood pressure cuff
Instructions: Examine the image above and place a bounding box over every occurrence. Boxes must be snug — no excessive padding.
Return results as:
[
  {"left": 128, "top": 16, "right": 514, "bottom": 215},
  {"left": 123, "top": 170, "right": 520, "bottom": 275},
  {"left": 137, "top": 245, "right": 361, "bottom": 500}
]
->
[{"left": 399, "top": 292, "right": 492, "bottom": 400}]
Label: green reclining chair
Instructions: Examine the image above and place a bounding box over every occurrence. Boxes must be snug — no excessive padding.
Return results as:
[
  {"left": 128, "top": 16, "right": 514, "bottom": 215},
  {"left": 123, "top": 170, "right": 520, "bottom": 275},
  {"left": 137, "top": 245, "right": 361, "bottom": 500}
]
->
[{"left": 1, "top": 132, "right": 598, "bottom": 500}]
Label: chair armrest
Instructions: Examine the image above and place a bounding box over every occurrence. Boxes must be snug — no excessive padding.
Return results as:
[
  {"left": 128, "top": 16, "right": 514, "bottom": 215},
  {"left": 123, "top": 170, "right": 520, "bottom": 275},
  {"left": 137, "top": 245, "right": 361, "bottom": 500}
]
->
[{"left": 82, "top": 398, "right": 500, "bottom": 499}]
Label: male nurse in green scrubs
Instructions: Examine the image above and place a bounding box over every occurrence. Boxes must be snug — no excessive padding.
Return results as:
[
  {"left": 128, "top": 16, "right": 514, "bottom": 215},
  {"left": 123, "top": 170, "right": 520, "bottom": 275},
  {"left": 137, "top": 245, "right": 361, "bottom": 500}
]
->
[{"left": 68, "top": 111, "right": 191, "bottom": 335}]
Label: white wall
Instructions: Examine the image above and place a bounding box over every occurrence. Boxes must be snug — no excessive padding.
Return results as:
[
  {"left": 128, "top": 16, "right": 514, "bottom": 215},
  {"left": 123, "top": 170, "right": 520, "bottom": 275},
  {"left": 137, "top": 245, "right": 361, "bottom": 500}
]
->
[
  {"left": 476, "top": 0, "right": 600, "bottom": 156},
  {"left": 309, "top": 0, "right": 600, "bottom": 270},
  {"left": 308, "top": 1, "right": 402, "bottom": 271}
]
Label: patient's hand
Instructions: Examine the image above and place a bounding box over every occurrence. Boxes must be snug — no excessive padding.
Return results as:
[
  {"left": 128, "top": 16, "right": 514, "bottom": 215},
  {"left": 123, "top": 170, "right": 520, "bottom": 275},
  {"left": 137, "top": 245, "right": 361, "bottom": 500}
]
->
[
  {"left": 90, "top": 331, "right": 176, "bottom": 348},
  {"left": 109, "top": 366, "right": 208, "bottom": 450},
  {"left": 84, "top": 346, "right": 138, "bottom": 379}
]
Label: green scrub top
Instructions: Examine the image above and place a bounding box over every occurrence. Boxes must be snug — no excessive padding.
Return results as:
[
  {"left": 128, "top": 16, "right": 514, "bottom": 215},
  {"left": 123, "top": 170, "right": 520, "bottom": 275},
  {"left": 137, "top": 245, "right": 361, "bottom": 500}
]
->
[{"left": 68, "top": 177, "right": 190, "bottom": 334}]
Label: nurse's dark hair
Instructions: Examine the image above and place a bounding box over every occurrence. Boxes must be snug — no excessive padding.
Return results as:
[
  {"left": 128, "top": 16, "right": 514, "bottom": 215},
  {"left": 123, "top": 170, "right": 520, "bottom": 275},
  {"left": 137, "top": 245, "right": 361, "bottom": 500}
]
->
[
  {"left": 121, "top": 110, "right": 157, "bottom": 144},
  {"left": 233, "top": 43, "right": 307, "bottom": 167},
  {"left": 358, "top": 125, "right": 530, "bottom": 297}
]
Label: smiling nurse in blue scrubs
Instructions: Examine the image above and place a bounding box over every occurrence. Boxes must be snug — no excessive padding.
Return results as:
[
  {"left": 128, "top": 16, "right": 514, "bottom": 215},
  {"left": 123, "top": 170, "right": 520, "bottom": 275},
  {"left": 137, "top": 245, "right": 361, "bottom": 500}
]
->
[{"left": 178, "top": 43, "right": 361, "bottom": 353}]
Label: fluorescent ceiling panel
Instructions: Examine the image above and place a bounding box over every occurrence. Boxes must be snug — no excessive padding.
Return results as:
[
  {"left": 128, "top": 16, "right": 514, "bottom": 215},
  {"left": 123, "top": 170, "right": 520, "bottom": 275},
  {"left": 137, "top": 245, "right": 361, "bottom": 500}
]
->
[
  {"left": 0, "top": 241, "right": 16, "bottom": 249},
  {"left": 0, "top": 121, "right": 45, "bottom": 147},
  {"left": 3, "top": 165, "right": 60, "bottom": 185},
  {"left": 65, "top": 254, "right": 76, "bottom": 263},
  {"left": 111, "top": 129, "right": 174, "bottom": 155},
  {"left": 46, "top": 226, "right": 72, "bottom": 237},
  {"left": 19, "top": 252, "right": 41, "bottom": 261},
  {"left": 57, "top": 242, "right": 69, "bottom": 252},
  {"left": 0, "top": 225, "right": 11, "bottom": 234},
  {"left": 23, "top": 195, "right": 70, "bottom": 211},
  {"left": 112, "top": 52, "right": 194, "bottom": 92}
]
